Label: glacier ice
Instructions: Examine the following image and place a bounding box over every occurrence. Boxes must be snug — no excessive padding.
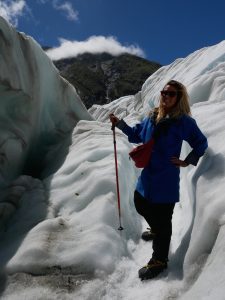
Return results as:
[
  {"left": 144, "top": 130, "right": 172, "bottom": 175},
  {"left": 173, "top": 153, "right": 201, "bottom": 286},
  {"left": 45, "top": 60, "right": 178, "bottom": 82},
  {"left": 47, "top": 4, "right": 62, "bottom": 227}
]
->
[
  {"left": 1, "top": 15, "right": 225, "bottom": 300},
  {"left": 0, "top": 16, "right": 92, "bottom": 186}
]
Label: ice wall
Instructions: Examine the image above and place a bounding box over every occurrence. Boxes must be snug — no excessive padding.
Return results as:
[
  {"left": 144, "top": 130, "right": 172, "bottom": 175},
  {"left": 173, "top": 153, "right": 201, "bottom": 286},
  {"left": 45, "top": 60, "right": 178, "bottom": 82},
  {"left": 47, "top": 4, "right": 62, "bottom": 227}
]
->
[
  {"left": 141, "top": 40, "right": 225, "bottom": 109},
  {"left": 0, "top": 17, "right": 92, "bottom": 185}
]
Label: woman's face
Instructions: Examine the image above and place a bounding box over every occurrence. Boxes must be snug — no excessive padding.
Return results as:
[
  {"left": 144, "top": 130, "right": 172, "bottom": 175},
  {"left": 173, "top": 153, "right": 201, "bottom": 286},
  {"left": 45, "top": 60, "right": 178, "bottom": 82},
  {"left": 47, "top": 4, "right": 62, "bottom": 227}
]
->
[{"left": 160, "top": 84, "right": 178, "bottom": 111}]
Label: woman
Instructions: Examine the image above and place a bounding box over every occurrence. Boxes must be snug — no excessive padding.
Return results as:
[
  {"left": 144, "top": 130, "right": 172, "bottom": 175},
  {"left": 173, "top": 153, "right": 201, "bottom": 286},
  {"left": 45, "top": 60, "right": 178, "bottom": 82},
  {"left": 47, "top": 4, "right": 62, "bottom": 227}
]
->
[{"left": 109, "top": 80, "right": 208, "bottom": 280}]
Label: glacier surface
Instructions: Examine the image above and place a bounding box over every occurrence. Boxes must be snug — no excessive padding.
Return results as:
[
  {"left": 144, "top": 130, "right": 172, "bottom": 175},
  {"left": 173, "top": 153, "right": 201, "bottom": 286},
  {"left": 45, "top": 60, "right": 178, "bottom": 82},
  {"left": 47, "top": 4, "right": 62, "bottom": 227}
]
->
[{"left": 1, "top": 16, "right": 225, "bottom": 300}]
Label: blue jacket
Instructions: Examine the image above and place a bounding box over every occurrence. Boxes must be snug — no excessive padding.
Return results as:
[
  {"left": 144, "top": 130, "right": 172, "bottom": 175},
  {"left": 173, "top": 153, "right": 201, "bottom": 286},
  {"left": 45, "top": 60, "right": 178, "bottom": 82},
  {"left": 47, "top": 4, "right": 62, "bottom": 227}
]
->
[{"left": 118, "top": 114, "right": 208, "bottom": 203}]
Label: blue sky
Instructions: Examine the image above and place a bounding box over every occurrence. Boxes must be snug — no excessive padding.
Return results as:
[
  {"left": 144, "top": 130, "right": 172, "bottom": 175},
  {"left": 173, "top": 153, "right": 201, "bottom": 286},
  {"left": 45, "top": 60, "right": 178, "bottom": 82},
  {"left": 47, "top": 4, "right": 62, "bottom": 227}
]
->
[{"left": 1, "top": 0, "right": 225, "bottom": 65}]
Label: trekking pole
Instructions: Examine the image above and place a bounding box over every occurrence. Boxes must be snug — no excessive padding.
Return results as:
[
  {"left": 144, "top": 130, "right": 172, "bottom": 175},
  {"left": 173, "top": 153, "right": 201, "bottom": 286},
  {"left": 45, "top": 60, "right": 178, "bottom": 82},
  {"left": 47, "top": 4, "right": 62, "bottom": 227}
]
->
[{"left": 111, "top": 125, "right": 124, "bottom": 231}]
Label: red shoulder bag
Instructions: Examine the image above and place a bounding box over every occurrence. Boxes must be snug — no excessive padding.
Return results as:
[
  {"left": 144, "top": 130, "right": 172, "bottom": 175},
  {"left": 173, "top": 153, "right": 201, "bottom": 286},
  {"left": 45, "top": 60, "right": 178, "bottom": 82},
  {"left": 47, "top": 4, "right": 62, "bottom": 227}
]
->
[{"left": 129, "top": 138, "right": 155, "bottom": 168}]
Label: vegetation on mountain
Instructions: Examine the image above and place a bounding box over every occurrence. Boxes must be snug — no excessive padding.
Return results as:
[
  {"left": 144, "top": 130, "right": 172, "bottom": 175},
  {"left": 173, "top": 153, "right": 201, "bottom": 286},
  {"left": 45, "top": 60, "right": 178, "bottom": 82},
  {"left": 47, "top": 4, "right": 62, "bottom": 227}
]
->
[{"left": 54, "top": 53, "right": 161, "bottom": 108}]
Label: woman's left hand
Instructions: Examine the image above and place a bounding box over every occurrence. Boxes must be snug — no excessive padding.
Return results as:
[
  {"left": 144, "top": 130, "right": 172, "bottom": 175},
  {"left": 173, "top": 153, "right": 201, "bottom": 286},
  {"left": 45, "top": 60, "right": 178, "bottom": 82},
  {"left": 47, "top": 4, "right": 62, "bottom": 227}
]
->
[{"left": 171, "top": 157, "right": 189, "bottom": 167}]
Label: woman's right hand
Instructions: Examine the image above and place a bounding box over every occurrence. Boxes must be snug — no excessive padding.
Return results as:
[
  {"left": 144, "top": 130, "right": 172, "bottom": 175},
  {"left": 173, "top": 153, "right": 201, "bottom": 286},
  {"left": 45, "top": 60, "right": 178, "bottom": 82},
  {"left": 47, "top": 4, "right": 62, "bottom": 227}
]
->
[{"left": 109, "top": 113, "right": 120, "bottom": 127}]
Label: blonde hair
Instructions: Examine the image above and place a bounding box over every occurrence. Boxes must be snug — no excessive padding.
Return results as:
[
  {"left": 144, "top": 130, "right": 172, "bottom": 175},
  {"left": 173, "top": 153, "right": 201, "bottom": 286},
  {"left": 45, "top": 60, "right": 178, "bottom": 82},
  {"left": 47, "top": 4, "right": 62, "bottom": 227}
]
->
[{"left": 154, "top": 80, "right": 191, "bottom": 123}]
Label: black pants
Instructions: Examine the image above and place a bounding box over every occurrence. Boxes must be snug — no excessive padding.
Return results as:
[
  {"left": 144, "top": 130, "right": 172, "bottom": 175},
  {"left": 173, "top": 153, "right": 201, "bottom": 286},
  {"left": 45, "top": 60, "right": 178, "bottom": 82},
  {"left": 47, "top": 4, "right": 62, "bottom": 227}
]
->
[{"left": 134, "top": 190, "right": 175, "bottom": 262}]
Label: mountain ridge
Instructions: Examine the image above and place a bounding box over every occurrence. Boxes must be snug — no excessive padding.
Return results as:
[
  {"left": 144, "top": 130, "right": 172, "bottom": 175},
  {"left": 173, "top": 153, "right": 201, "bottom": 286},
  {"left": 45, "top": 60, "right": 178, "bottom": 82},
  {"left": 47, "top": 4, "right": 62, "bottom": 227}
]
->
[{"left": 53, "top": 52, "right": 161, "bottom": 108}]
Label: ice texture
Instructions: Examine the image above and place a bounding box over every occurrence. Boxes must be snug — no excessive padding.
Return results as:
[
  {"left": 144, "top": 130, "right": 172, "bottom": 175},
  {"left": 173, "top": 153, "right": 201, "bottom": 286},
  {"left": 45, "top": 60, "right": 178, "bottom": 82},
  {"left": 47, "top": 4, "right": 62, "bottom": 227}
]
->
[
  {"left": 0, "top": 16, "right": 92, "bottom": 185},
  {"left": 1, "top": 16, "right": 225, "bottom": 300}
]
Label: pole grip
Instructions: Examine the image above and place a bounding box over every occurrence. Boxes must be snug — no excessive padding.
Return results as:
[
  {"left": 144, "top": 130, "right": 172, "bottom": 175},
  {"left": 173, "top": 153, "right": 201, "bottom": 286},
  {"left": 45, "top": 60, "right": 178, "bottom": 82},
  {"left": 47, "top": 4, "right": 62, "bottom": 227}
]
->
[{"left": 111, "top": 124, "right": 116, "bottom": 131}]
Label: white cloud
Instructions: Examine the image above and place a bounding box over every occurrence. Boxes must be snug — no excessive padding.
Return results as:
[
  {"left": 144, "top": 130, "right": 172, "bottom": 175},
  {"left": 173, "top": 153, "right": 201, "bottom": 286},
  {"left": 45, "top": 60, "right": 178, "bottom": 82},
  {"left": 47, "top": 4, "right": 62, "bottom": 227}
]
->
[
  {"left": 46, "top": 36, "right": 146, "bottom": 60},
  {"left": 38, "top": 0, "right": 79, "bottom": 21},
  {"left": 0, "top": 0, "right": 27, "bottom": 26},
  {"left": 53, "top": 1, "right": 79, "bottom": 21}
]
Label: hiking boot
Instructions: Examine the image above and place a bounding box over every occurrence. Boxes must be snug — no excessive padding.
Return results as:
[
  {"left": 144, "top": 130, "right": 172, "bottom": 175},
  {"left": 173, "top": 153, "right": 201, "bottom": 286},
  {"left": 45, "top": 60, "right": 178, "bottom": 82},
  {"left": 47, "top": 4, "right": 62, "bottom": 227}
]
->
[
  {"left": 138, "top": 258, "right": 167, "bottom": 280},
  {"left": 141, "top": 228, "right": 156, "bottom": 241}
]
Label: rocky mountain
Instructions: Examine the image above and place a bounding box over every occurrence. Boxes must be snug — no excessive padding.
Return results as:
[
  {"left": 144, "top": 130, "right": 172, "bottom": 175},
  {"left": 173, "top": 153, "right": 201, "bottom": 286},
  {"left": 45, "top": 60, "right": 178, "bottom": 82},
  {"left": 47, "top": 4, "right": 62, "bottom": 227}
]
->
[{"left": 53, "top": 53, "right": 161, "bottom": 108}]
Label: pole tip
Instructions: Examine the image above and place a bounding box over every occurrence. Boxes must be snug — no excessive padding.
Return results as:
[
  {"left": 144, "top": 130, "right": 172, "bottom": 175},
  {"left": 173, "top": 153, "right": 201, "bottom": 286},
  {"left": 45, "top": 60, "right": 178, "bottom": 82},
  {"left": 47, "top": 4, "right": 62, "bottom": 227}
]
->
[{"left": 118, "top": 226, "right": 124, "bottom": 231}]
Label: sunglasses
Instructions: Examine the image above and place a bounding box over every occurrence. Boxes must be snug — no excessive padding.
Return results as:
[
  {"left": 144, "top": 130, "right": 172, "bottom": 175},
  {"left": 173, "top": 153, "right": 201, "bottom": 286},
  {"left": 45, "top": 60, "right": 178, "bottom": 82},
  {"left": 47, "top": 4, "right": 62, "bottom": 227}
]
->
[{"left": 160, "top": 90, "right": 177, "bottom": 97}]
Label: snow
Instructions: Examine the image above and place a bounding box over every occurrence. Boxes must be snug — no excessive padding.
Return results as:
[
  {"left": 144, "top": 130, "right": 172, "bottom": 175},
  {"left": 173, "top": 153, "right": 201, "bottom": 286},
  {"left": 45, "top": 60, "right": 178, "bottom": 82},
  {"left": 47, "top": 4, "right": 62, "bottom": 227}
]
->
[{"left": 1, "top": 16, "right": 225, "bottom": 300}]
